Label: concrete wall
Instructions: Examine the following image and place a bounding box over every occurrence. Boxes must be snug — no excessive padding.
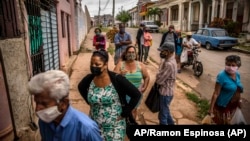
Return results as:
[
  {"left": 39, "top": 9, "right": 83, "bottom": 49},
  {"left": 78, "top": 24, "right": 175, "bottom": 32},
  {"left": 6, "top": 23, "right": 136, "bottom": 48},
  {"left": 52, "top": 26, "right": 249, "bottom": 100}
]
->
[
  {"left": 0, "top": 39, "right": 40, "bottom": 141},
  {"left": 84, "top": 5, "right": 92, "bottom": 32},
  {"left": 57, "top": 0, "right": 76, "bottom": 70},
  {"left": 75, "top": 4, "right": 88, "bottom": 49}
]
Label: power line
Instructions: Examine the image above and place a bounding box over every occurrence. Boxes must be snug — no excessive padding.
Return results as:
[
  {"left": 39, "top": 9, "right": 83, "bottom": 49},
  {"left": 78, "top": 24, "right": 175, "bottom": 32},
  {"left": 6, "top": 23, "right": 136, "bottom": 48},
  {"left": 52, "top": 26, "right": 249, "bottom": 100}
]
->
[{"left": 101, "top": 0, "right": 110, "bottom": 10}]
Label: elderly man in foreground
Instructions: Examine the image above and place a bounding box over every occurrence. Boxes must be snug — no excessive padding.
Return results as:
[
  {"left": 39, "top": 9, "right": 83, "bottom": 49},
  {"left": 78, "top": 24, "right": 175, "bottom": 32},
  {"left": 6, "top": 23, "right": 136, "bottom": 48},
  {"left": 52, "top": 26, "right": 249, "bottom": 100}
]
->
[{"left": 28, "top": 70, "right": 103, "bottom": 141}]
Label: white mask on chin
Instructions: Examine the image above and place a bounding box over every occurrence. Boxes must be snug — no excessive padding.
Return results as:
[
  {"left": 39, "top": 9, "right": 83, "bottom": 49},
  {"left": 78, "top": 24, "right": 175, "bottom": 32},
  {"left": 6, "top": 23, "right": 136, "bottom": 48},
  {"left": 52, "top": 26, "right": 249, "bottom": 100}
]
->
[{"left": 36, "top": 106, "right": 62, "bottom": 123}]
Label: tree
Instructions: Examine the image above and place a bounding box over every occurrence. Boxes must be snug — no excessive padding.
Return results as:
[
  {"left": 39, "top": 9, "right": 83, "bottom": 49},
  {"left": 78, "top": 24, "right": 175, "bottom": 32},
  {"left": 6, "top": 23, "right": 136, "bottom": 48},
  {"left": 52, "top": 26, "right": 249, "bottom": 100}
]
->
[
  {"left": 146, "top": 7, "right": 163, "bottom": 22},
  {"left": 116, "top": 10, "right": 131, "bottom": 24}
]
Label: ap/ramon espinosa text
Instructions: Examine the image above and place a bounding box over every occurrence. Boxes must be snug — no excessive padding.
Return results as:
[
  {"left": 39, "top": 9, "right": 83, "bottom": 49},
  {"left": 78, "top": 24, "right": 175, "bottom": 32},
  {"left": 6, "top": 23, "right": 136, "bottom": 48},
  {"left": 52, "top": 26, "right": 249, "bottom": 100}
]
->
[{"left": 134, "top": 128, "right": 247, "bottom": 138}]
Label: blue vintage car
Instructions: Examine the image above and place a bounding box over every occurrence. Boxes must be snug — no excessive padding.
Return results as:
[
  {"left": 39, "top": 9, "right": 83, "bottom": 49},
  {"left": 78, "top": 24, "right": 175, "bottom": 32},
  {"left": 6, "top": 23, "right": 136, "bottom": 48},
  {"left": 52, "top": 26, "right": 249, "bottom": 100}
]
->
[{"left": 192, "top": 27, "right": 238, "bottom": 50}]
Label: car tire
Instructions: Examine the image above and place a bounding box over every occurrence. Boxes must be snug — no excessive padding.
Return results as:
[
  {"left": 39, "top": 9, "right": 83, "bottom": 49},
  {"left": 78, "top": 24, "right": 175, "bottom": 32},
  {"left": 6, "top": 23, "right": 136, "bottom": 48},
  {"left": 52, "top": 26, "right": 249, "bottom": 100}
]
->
[{"left": 205, "top": 43, "right": 212, "bottom": 50}]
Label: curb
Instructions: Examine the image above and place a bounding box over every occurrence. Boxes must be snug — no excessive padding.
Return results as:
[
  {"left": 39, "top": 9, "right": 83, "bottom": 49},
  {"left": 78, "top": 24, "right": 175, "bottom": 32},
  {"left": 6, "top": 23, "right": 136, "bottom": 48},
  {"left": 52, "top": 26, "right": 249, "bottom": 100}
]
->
[{"left": 232, "top": 48, "right": 250, "bottom": 54}]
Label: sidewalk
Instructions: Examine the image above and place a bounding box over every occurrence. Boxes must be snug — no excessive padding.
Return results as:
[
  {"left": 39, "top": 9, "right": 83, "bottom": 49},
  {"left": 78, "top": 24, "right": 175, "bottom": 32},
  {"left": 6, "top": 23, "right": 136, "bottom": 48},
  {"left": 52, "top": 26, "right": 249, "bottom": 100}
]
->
[{"left": 66, "top": 27, "right": 200, "bottom": 127}]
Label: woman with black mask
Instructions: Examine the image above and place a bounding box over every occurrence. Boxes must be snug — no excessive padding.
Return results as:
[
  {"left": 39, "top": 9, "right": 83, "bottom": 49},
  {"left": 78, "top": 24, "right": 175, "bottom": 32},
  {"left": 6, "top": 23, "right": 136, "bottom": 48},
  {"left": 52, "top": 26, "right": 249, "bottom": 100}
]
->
[{"left": 78, "top": 49, "right": 141, "bottom": 141}]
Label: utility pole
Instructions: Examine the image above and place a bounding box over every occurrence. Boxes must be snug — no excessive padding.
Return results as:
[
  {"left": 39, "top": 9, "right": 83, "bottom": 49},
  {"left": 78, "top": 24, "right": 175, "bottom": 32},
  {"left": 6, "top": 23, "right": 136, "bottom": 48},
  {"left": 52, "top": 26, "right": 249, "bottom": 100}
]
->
[
  {"left": 112, "top": 0, "right": 115, "bottom": 26},
  {"left": 98, "top": 0, "right": 101, "bottom": 26}
]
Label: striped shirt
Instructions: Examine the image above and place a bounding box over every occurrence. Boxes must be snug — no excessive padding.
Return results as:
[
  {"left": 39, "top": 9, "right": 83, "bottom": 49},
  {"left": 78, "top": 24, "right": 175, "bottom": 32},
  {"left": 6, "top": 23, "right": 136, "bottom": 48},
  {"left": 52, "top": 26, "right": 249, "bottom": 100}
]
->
[
  {"left": 122, "top": 61, "right": 143, "bottom": 88},
  {"left": 156, "top": 55, "right": 177, "bottom": 96}
]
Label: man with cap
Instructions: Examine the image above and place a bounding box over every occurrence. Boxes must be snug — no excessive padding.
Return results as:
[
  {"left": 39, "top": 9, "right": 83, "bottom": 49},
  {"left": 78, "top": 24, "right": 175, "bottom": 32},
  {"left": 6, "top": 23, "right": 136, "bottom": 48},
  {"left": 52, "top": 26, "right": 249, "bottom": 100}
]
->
[
  {"left": 156, "top": 42, "right": 177, "bottom": 125},
  {"left": 159, "top": 25, "right": 178, "bottom": 52},
  {"left": 135, "top": 23, "right": 145, "bottom": 62},
  {"left": 180, "top": 32, "right": 200, "bottom": 64}
]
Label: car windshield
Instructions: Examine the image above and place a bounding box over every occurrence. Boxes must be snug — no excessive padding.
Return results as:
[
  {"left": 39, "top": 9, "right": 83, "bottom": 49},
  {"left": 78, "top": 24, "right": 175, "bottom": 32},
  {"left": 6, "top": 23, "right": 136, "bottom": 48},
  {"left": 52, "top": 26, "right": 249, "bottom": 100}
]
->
[
  {"left": 211, "top": 30, "right": 229, "bottom": 37},
  {"left": 145, "top": 22, "right": 155, "bottom": 25}
]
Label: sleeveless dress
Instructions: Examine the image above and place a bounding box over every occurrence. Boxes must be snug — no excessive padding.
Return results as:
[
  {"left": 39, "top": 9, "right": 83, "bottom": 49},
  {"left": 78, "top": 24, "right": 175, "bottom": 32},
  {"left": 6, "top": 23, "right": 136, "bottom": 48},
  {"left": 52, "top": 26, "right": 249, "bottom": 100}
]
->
[
  {"left": 121, "top": 61, "right": 143, "bottom": 106},
  {"left": 88, "top": 81, "right": 126, "bottom": 141}
]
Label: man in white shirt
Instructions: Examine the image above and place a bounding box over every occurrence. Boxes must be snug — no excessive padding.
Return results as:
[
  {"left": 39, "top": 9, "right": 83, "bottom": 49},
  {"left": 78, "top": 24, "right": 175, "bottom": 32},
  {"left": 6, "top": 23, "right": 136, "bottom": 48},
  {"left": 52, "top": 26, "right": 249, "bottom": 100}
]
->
[{"left": 181, "top": 32, "right": 200, "bottom": 63}]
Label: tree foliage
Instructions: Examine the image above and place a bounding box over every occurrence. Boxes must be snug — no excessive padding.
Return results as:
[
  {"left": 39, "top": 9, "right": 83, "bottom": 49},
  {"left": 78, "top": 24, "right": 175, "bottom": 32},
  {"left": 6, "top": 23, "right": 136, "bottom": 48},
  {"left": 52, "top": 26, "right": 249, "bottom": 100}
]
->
[
  {"left": 116, "top": 10, "right": 131, "bottom": 24},
  {"left": 146, "top": 7, "right": 163, "bottom": 22}
]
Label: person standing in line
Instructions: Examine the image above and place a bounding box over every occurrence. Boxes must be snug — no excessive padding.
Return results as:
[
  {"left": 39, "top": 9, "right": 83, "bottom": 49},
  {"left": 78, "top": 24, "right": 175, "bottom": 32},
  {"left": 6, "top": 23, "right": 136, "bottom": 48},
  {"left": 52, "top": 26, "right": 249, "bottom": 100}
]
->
[
  {"left": 113, "top": 46, "right": 150, "bottom": 119},
  {"left": 135, "top": 23, "right": 145, "bottom": 62},
  {"left": 93, "top": 28, "right": 106, "bottom": 50},
  {"left": 78, "top": 49, "right": 141, "bottom": 141},
  {"left": 114, "top": 23, "right": 132, "bottom": 65},
  {"left": 142, "top": 27, "right": 152, "bottom": 65},
  {"left": 159, "top": 25, "right": 178, "bottom": 52},
  {"left": 156, "top": 42, "right": 177, "bottom": 125},
  {"left": 208, "top": 55, "right": 244, "bottom": 124},
  {"left": 28, "top": 70, "right": 103, "bottom": 141},
  {"left": 175, "top": 31, "right": 183, "bottom": 73}
]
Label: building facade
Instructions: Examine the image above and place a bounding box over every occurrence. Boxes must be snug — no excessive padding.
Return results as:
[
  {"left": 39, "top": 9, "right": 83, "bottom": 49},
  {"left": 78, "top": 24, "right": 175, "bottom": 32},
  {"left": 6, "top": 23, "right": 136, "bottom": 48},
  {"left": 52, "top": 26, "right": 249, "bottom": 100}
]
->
[
  {"left": 128, "top": 0, "right": 250, "bottom": 34},
  {"left": 0, "top": 0, "right": 91, "bottom": 140}
]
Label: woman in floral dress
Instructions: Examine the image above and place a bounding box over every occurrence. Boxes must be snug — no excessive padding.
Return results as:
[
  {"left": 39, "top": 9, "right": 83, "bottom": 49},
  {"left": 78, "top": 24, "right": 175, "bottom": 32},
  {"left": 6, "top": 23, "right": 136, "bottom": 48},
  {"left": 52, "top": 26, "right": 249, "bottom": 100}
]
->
[{"left": 78, "top": 49, "right": 141, "bottom": 140}]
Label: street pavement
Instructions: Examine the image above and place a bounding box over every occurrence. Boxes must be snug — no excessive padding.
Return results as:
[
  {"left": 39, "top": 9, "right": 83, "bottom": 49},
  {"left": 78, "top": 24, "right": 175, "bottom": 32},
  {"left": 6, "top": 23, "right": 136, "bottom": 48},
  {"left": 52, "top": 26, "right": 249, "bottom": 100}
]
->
[{"left": 65, "top": 27, "right": 201, "bottom": 139}]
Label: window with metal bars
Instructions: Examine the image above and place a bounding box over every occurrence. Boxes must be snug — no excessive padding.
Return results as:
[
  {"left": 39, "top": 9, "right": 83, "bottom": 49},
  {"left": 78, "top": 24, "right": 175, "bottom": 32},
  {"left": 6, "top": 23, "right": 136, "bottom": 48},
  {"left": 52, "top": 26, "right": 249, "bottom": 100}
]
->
[{"left": 0, "top": 0, "right": 20, "bottom": 39}]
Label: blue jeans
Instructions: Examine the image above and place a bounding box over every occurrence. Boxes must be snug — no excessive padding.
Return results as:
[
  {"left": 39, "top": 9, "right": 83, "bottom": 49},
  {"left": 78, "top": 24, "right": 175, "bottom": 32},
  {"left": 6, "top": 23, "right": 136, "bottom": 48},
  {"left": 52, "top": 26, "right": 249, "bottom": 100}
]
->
[{"left": 158, "top": 95, "right": 174, "bottom": 125}]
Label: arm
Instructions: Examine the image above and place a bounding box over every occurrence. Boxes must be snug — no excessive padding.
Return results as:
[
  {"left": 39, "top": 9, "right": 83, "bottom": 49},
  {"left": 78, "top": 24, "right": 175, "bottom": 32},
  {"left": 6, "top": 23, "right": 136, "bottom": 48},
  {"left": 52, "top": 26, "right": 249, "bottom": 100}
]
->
[
  {"left": 182, "top": 38, "right": 192, "bottom": 49},
  {"left": 93, "top": 36, "right": 97, "bottom": 46},
  {"left": 84, "top": 125, "right": 103, "bottom": 141},
  {"left": 114, "top": 34, "right": 122, "bottom": 47},
  {"left": 121, "top": 34, "right": 132, "bottom": 45},
  {"left": 156, "top": 62, "right": 172, "bottom": 85},
  {"left": 159, "top": 33, "right": 166, "bottom": 47},
  {"left": 209, "top": 83, "right": 221, "bottom": 114},
  {"left": 99, "top": 36, "right": 106, "bottom": 46},
  {"left": 192, "top": 38, "right": 201, "bottom": 48},
  {"left": 140, "top": 62, "right": 150, "bottom": 93}
]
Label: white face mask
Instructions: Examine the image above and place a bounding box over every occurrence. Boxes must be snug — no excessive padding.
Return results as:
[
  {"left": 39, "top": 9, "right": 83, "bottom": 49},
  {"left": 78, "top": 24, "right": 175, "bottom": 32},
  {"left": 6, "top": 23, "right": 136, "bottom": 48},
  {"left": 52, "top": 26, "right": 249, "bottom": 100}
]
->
[
  {"left": 225, "top": 66, "right": 238, "bottom": 74},
  {"left": 36, "top": 106, "right": 62, "bottom": 123}
]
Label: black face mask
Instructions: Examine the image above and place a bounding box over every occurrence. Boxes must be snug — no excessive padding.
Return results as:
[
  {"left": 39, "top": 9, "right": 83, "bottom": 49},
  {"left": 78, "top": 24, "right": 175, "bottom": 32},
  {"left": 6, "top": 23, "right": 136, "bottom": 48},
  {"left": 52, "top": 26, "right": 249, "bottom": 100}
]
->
[
  {"left": 90, "top": 66, "right": 102, "bottom": 76},
  {"left": 160, "top": 52, "right": 167, "bottom": 59}
]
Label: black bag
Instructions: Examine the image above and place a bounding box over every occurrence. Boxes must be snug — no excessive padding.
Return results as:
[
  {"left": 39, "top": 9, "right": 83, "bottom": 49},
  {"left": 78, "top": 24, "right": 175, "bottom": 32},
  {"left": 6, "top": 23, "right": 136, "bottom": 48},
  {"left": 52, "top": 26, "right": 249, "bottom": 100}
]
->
[{"left": 145, "top": 83, "right": 160, "bottom": 113}]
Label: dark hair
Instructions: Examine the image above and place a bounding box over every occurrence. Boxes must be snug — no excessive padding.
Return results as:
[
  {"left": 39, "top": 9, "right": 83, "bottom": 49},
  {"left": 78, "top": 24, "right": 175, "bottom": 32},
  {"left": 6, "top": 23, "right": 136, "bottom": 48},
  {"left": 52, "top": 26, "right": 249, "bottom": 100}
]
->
[
  {"left": 121, "top": 46, "right": 137, "bottom": 61},
  {"left": 94, "top": 28, "right": 102, "bottom": 33},
  {"left": 92, "top": 49, "right": 109, "bottom": 63},
  {"left": 169, "top": 25, "right": 174, "bottom": 29},
  {"left": 225, "top": 55, "right": 241, "bottom": 67}
]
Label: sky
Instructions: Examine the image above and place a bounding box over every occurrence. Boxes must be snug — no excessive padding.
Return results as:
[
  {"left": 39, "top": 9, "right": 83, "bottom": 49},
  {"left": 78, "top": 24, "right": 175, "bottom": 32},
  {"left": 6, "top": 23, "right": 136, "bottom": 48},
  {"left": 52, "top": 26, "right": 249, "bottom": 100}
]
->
[{"left": 81, "top": 0, "right": 139, "bottom": 17}]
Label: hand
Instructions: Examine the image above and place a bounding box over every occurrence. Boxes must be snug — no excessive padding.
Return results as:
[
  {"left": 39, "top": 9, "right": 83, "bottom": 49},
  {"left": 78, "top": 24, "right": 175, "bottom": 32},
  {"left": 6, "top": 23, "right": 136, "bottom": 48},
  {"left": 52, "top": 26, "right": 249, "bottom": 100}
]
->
[
  {"left": 208, "top": 110, "right": 214, "bottom": 118},
  {"left": 121, "top": 70, "right": 128, "bottom": 76},
  {"left": 140, "top": 87, "right": 146, "bottom": 93}
]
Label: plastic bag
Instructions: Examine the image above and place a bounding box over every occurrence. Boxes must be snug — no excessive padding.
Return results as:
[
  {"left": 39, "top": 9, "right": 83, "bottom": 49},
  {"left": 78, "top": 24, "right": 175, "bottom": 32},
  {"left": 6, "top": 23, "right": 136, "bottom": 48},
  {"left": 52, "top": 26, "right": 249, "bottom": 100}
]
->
[
  {"left": 180, "top": 49, "right": 188, "bottom": 63},
  {"left": 201, "top": 114, "right": 214, "bottom": 125},
  {"left": 230, "top": 107, "right": 247, "bottom": 125}
]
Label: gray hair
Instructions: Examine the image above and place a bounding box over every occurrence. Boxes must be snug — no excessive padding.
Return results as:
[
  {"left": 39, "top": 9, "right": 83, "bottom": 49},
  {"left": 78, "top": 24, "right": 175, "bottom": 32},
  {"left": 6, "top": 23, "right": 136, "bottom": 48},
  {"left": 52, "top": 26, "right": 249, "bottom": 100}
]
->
[{"left": 28, "top": 70, "right": 70, "bottom": 101}]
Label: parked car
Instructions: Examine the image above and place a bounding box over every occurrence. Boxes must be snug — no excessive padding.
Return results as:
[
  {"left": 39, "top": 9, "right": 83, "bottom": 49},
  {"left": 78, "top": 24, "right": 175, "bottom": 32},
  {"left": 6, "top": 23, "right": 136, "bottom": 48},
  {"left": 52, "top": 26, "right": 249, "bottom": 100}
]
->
[
  {"left": 192, "top": 27, "right": 238, "bottom": 50},
  {"left": 141, "top": 20, "right": 159, "bottom": 33}
]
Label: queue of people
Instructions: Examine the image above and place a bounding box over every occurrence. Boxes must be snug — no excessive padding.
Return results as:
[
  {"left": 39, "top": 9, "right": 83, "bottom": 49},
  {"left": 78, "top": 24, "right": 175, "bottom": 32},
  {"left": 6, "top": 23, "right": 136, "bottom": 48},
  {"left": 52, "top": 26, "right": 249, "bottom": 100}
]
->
[{"left": 26, "top": 23, "right": 245, "bottom": 141}]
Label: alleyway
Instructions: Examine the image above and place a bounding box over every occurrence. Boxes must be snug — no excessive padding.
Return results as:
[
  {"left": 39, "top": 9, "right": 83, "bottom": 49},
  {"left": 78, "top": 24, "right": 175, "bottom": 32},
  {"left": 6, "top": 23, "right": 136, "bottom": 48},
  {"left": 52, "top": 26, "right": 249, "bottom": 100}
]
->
[{"left": 66, "top": 27, "right": 201, "bottom": 140}]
